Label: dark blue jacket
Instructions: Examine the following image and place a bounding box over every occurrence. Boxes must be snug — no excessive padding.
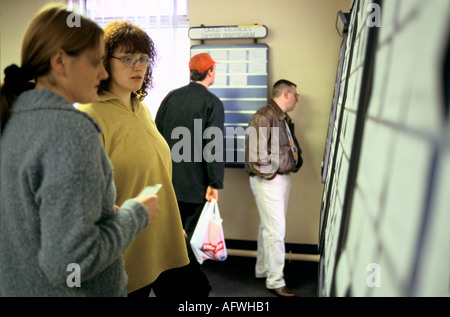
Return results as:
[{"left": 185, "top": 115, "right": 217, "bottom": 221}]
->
[{"left": 156, "top": 82, "right": 225, "bottom": 203}]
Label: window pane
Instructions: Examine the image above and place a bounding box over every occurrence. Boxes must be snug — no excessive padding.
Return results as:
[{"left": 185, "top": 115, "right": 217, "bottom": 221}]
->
[
  {"left": 177, "top": 0, "right": 188, "bottom": 16},
  {"left": 87, "top": 0, "right": 187, "bottom": 18}
]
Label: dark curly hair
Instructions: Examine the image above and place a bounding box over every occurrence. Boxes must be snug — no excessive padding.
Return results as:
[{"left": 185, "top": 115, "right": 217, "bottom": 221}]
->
[{"left": 99, "top": 21, "right": 157, "bottom": 101}]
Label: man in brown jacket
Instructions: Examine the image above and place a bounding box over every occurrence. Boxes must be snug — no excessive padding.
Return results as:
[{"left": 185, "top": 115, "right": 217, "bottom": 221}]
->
[{"left": 245, "top": 79, "right": 302, "bottom": 297}]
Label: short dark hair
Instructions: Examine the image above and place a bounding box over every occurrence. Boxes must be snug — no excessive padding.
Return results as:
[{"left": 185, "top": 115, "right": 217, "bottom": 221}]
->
[
  {"left": 190, "top": 66, "right": 213, "bottom": 82},
  {"left": 273, "top": 79, "right": 297, "bottom": 98}
]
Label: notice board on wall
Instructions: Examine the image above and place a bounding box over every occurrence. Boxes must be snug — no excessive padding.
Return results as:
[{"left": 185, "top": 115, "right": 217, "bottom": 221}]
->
[{"left": 190, "top": 44, "right": 269, "bottom": 167}]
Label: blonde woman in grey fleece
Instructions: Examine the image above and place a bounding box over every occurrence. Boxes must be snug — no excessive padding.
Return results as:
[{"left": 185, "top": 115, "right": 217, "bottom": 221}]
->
[{"left": 0, "top": 4, "right": 159, "bottom": 296}]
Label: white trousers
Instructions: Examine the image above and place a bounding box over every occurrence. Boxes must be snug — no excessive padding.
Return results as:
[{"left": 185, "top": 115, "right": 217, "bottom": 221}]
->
[{"left": 249, "top": 174, "right": 291, "bottom": 289}]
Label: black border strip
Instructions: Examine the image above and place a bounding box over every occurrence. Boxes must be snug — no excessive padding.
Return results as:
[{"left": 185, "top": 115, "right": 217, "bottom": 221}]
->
[{"left": 225, "top": 239, "right": 319, "bottom": 255}]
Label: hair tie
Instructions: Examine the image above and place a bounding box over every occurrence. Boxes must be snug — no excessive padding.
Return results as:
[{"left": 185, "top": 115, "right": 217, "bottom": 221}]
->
[{"left": 3, "top": 64, "right": 34, "bottom": 96}]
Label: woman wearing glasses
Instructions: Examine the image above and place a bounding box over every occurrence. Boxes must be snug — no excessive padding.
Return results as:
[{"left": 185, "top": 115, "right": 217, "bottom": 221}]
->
[{"left": 77, "top": 21, "right": 189, "bottom": 297}]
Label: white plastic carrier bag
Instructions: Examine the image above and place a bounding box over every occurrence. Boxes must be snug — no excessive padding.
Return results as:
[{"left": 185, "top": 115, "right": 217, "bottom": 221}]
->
[{"left": 190, "top": 199, "right": 227, "bottom": 264}]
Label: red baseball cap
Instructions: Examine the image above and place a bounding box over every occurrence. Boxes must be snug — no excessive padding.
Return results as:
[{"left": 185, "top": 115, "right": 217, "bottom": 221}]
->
[{"left": 189, "top": 53, "right": 216, "bottom": 73}]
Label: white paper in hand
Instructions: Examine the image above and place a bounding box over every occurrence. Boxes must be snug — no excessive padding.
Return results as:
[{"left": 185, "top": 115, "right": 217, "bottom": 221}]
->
[{"left": 138, "top": 184, "right": 162, "bottom": 197}]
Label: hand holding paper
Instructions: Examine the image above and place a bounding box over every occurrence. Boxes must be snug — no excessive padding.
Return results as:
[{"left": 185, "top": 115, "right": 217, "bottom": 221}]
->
[
  {"left": 133, "top": 184, "right": 162, "bottom": 225},
  {"left": 138, "top": 184, "right": 162, "bottom": 197}
]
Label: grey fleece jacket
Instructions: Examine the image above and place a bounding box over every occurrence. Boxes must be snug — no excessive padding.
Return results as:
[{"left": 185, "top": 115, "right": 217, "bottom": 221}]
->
[{"left": 0, "top": 89, "right": 149, "bottom": 296}]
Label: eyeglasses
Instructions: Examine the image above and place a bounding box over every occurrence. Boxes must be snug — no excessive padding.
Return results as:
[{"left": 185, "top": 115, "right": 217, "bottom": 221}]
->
[
  {"left": 289, "top": 91, "right": 299, "bottom": 98},
  {"left": 111, "top": 55, "right": 150, "bottom": 68}
]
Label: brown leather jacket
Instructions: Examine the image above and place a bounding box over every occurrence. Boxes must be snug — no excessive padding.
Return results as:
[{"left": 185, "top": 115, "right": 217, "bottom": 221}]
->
[{"left": 245, "top": 99, "right": 302, "bottom": 179}]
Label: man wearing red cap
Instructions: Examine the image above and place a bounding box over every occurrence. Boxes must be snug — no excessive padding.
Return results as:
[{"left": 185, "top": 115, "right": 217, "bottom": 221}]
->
[{"left": 155, "top": 53, "right": 224, "bottom": 296}]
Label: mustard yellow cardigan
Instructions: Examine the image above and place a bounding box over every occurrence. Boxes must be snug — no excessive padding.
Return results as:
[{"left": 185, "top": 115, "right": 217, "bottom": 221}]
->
[{"left": 77, "top": 92, "right": 189, "bottom": 293}]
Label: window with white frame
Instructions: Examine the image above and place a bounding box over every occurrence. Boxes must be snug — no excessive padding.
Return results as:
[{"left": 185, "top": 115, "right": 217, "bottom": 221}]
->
[{"left": 67, "top": 0, "right": 190, "bottom": 118}]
